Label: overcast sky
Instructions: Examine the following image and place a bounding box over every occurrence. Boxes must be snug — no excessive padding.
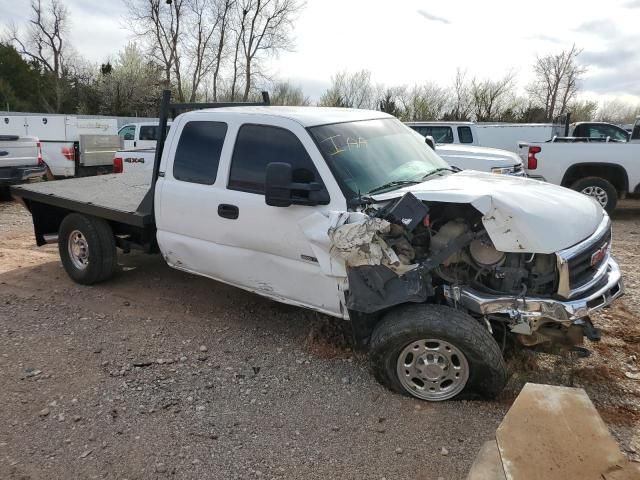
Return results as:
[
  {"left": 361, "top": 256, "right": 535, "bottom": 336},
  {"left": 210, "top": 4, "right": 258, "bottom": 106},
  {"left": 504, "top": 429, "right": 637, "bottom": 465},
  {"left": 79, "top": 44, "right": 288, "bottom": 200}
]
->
[{"left": 3, "top": 0, "right": 639, "bottom": 104}]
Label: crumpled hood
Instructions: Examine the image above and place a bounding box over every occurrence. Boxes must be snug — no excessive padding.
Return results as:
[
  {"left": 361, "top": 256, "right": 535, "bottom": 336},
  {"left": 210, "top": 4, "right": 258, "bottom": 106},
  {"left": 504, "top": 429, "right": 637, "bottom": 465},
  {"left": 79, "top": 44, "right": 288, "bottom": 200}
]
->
[
  {"left": 373, "top": 171, "right": 604, "bottom": 254},
  {"left": 436, "top": 144, "right": 522, "bottom": 169}
]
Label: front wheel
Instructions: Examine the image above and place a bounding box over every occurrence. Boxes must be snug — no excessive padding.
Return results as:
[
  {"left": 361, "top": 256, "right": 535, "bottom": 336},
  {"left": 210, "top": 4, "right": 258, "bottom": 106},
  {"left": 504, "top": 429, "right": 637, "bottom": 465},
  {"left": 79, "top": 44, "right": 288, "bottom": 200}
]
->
[
  {"left": 571, "top": 177, "right": 618, "bottom": 213},
  {"left": 369, "top": 304, "right": 507, "bottom": 401}
]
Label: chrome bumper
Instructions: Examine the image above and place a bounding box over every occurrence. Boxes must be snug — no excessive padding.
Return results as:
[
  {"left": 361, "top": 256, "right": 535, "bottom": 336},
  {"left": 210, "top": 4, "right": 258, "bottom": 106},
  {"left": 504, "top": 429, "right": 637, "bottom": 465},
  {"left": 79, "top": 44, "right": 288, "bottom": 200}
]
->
[{"left": 448, "top": 256, "right": 623, "bottom": 333}]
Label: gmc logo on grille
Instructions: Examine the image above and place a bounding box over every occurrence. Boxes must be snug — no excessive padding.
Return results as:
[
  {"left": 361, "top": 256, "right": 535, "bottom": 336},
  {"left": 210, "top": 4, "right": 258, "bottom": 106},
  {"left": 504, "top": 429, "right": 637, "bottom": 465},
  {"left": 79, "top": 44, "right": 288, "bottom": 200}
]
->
[{"left": 590, "top": 242, "right": 608, "bottom": 267}]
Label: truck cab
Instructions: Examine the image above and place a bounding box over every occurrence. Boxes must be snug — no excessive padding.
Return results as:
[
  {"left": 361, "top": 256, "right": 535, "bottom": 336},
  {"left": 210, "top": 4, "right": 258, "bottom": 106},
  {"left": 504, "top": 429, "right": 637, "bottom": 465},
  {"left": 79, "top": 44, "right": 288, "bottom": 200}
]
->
[
  {"left": 569, "top": 122, "right": 630, "bottom": 142},
  {"left": 118, "top": 122, "right": 172, "bottom": 150}
]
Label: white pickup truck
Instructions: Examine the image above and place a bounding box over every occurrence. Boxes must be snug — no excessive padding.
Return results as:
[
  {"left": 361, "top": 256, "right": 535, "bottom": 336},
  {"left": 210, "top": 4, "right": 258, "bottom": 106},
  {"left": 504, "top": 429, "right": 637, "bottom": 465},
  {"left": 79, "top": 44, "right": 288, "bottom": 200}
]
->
[
  {"left": 0, "top": 135, "right": 45, "bottom": 197},
  {"left": 517, "top": 133, "right": 640, "bottom": 212},
  {"left": 407, "top": 120, "right": 631, "bottom": 152},
  {"left": 118, "top": 122, "right": 172, "bottom": 150},
  {"left": 12, "top": 92, "right": 623, "bottom": 402}
]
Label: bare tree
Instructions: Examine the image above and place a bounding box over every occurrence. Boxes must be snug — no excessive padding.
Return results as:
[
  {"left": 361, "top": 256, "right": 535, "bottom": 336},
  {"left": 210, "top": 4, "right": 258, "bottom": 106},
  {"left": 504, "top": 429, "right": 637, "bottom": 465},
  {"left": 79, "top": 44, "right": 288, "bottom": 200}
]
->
[
  {"left": 595, "top": 99, "right": 640, "bottom": 124},
  {"left": 269, "top": 80, "right": 309, "bottom": 105},
  {"left": 445, "top": 68, "right": 472, "bottom": 120},
  {"left": 396, "top": 83, "right": 449, "bottom": 121},
  {"left": 210, "top": 0, "right": 235, "bottom": 100},
  {"left": 7, "top": 0, "right": 69, "bottom": 111},
  {"left": 528, "top": 45, "right": 585, "bottom": 121},
  {"left": 470, "top": 72, "right": 516, "bottom": 121},
  {"left": 126, "top": 0, "right": 186, "bottom": 97},
  {"left": 237, "top": 0, "right": 301, "bottom": 100},
  {"left": 318, "top": 70, "right": 375, "bottom": 108},
  {"left": 184, "top": 0, "right": 220, "bottom": 101}
]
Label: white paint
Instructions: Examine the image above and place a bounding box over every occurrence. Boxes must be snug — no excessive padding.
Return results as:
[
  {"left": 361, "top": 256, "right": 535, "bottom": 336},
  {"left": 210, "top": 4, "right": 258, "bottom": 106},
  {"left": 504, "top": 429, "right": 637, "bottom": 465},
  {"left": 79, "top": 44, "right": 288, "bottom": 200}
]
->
[
  {"left": 517, "top": 141, "right": 640, "bottom": 193},
  {"left": 435, "top": 144, "right": 523, "bottom": 172},
  {"left": 373, "top": 171, "right": 604, "bottom": 254}
]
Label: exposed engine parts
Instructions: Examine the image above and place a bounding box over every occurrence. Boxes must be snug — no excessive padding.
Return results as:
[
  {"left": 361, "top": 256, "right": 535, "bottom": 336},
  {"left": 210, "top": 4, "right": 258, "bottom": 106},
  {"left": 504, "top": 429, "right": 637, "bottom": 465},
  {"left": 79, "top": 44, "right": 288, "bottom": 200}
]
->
[{"left": 329, "top": 192, "right": 585, "bottom": 347}]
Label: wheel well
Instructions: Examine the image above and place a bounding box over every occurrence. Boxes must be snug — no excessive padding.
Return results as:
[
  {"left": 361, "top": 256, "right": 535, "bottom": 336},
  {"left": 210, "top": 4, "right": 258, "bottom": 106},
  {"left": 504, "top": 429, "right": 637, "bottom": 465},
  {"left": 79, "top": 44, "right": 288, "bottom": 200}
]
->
[{"left": 561, "top": 163, "right": 628, "bottom": 193}]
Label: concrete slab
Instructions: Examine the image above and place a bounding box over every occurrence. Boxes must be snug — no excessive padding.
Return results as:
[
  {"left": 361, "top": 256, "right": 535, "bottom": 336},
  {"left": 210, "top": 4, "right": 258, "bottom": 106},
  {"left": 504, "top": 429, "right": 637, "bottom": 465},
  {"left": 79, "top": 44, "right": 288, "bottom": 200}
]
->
[
  {"left": 495, "top": 383, "right": 640, "bottom": 480},
  {"left": 466, "top": 440, "right": 506, "bottom": 480}
]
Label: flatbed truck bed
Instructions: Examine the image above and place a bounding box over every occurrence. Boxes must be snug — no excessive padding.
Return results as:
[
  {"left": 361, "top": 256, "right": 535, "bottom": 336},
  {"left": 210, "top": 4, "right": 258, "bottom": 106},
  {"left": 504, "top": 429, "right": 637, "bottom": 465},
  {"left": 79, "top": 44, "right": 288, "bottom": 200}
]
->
[{"left": 11, "top": 170, "right": 155, "bottom": 248}]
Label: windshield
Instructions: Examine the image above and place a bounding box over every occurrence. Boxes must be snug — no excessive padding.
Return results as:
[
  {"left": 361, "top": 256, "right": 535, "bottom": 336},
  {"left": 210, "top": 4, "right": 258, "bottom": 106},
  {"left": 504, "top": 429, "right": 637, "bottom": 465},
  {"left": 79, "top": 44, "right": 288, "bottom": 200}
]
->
[{"left": 309, "top": 118, "right": 450, "bottom": 197}]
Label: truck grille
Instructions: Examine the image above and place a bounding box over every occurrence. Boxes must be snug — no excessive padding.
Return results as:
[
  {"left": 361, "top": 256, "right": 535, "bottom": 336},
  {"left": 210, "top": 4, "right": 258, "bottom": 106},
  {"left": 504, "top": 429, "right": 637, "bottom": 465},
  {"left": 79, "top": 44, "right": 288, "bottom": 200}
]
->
[
  {"left": 567, "top": 228, "right": 611, "bottom": 290},
  {"left": 556, "top": 215, "right": 612, "bottom": 299}
]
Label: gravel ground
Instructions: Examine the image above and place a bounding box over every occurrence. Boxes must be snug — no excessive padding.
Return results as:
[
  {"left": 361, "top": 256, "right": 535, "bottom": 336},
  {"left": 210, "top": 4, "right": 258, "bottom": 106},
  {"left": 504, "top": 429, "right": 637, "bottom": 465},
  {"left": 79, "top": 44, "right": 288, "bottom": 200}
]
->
[{"left": 0, "top": 198, "right": 639, "bottom": 480}]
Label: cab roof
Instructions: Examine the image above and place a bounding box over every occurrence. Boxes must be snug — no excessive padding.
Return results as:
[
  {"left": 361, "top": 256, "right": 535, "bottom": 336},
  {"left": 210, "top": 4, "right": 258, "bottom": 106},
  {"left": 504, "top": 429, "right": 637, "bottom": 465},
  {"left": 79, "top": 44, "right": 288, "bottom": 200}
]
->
[{"left": 188, "top": 106, "right": 392, "bottom": 127}]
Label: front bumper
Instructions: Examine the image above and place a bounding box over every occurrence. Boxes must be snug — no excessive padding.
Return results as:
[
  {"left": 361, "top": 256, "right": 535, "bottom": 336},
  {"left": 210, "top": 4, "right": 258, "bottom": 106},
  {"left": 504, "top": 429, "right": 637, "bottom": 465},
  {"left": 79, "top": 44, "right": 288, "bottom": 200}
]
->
[
  {"left": 448, "top": 256, "right": 623, "bottom": 333},
  {"left": 0, "top": 164, "right": 47, "bottom": 185}
]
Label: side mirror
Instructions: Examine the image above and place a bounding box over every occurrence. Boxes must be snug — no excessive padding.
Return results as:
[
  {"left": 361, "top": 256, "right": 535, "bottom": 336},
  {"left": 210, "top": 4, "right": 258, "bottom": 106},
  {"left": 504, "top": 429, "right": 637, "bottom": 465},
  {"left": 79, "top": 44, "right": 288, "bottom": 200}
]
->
[
  {"left": 265, "top": 162, "right": 329, "bottom": 207},
  {"left": 425, "top": 135, "right": 436, "bottom": 150}
]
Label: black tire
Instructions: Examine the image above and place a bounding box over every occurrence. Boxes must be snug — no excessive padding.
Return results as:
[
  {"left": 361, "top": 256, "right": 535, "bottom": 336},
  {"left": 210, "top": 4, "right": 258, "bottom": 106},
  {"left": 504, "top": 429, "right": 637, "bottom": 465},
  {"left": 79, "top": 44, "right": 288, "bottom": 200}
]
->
[
  {"left": 570, "top": 177, "right": 618, "bottom": 213},
  {"left": 369, "top": 304, "right": 507, "bottom": 401},
  {"left": 58, "top": 213, "right": 118, "bottom": 285}
]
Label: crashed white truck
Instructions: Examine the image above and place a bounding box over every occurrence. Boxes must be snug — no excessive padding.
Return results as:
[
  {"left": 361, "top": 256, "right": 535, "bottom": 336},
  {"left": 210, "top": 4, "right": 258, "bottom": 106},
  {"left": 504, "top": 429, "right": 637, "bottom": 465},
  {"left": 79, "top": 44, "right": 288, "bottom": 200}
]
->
[{"left": 11, "top": 92, "right": 624, "bottom": 402}]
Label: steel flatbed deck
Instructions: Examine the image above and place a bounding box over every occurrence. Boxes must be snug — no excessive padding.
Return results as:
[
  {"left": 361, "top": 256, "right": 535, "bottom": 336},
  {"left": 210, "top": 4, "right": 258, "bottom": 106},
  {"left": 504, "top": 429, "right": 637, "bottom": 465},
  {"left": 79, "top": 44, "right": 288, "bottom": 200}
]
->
[{"left": 11, "top": 170, "right": 154, "bottom": 228}]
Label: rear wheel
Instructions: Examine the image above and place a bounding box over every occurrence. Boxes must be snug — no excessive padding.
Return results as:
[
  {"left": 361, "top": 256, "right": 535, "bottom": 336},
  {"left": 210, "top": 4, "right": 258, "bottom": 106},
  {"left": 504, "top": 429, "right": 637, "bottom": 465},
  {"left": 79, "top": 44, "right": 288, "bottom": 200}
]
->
[
  {"left": 58, "top": 213, "right": 118, "bottom": 285},
  {"left": 571, "top": 177, "right": 618, "bottom": 213},
  {"left": 369, "top": 304, "right": 507, "bottom": 401}
]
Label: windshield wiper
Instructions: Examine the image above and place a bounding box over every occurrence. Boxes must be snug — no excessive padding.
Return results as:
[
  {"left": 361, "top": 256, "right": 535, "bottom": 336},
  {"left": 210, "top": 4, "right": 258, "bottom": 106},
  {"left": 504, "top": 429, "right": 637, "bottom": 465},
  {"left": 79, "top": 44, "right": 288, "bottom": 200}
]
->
[
  {"left": 421, "top": 167, "right": 457, "bottom": 181},
  {"left": 367, "top": 180, "right": 421, "bottom": 195}
]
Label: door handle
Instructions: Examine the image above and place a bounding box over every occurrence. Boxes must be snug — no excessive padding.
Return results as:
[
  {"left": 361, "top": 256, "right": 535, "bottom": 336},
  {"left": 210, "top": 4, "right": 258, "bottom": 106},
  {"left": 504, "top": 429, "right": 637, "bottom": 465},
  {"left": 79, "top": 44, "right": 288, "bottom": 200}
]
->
[{"left": 218, "top": 204, "right": 239, "bottom": 220}]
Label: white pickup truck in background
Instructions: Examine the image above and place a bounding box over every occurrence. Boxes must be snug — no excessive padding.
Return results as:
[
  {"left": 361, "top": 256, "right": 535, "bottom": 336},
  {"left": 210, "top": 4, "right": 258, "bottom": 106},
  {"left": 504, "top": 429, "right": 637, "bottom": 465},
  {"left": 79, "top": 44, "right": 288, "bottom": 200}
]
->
[
  {"left": 0, "top": 135, "right": 45, "bottom": 197},
  {"left": 407, "top": 120, "right": 632, "bottom": 152},
  {"left": 118, "top": 122, "right": 171, "bottom": 150},
  {"left": 517, "top": 137, "right": 640, "bottom": 212},
  {"left": 0, "top": 114, "right": 121, "bottom": 177}
]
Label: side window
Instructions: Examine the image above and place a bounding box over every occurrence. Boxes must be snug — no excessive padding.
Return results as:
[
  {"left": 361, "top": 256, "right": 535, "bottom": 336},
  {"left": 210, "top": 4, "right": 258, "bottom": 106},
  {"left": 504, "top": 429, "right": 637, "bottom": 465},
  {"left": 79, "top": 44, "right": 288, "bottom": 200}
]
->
[
  {"left": 229, "top": 124, "right": 321, "bottom": 194},
  {"left": 458, "top": 126, "right": 474, "bottom": 144},
  {"left": 173, "top": 121, "right": 227, "bottom": 185},
  {"left": 411, "top": 126, "right": 428, "bottom": 136},
  {"left": 606, "top": 126, "right": 629, "bottom": 142},
  {"left": 408, "top": 126, "right": 453, "bottom": 143},
  {"left": 118, "top": 125, "right": 135, "bottom": 141},
  {"left": 139, "top": 125, "right": 159, "bottom": 141}
]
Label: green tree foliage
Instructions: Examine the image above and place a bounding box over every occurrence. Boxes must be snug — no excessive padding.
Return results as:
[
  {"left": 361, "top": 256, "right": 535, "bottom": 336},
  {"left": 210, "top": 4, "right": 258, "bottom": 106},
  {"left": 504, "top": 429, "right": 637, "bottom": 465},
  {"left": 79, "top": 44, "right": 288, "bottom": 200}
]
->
[{"left": 0, "top": 43, "right": 48, "bottom": 111}]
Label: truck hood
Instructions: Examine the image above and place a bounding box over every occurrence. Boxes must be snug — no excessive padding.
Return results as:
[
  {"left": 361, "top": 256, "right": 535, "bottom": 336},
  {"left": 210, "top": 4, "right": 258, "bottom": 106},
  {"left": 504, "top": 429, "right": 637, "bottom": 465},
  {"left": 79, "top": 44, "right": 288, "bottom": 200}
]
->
[
  {"left": 436, "top": 144, "right": 522, "bottom": 169},
  {"left": 373, "top": 171, "right": 604, "bottom": 254}
]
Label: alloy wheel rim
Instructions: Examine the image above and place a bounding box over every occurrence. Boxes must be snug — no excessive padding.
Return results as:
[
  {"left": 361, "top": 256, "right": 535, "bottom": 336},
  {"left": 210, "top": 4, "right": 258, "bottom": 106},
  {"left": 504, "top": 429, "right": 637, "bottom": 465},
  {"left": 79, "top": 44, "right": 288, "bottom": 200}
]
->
[
  {"left": 581, "top": 186, "right": 608, "bottom": 208},
  {"left": 396, "top": 338, "right": 469, "bottom": 401}
]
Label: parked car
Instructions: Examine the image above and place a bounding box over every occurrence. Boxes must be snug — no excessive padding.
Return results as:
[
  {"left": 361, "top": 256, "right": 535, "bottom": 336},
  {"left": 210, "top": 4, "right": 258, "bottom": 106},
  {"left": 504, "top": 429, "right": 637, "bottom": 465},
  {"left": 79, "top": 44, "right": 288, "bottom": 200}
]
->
[
  {"left": 0, "top": 135, "right": 45, "bottom": 197},
  {"left": 12, "top": 94, "right": 623, "bottom": 402},
  {"left": 0, "top": 114, "right": 120, "bottom": 177},
  {"left": 517, "top": 138, "right": 640, "bottom": 212}
]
